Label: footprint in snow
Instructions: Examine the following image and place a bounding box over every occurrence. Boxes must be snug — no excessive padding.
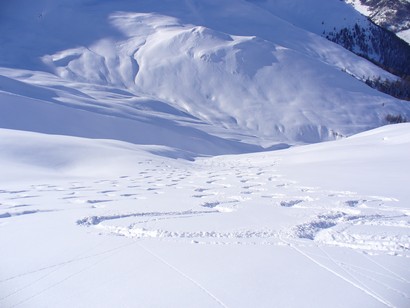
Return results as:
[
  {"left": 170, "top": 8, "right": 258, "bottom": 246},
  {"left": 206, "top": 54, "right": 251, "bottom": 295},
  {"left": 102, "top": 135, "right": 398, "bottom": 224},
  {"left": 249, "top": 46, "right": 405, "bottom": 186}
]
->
[
  {"left": 280, "top": 200, "right": 304, "bottom": 207},
  {"left": 87, "top": 199, "right": 113, "bottom": 204}
]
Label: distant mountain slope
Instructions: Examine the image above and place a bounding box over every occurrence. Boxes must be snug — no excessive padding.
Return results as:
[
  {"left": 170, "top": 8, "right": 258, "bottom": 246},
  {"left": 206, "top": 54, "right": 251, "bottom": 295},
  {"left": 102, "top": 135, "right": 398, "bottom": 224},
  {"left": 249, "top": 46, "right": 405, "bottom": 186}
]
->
[
  {"left": 252, "top": 0, "right": 410, "bottom": 77},
  {"left": 345, "top": 0, "right": 410, "bottom": 44},
  {"left": 346, "top": 0, "right": 410, "bottom": 32},
  {"left": 0, "top": 0, "right": 409, "bottom": 153}
]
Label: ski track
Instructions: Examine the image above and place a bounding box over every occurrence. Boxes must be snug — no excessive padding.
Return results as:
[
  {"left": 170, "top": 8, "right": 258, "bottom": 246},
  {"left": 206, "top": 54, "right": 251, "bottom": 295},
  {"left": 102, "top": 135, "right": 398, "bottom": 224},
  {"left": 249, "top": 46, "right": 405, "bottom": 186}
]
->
[
  {"left": 137, "top": 242, "right": 229, "bottom": 308},
  {"left": 8, "top": 244, "right": 133, "bottom": 308},
  {"left": 1, "top": 158, "right": 409, "bottom": 306},
  {"left": 317, "top": 245, "right": 395, "bottom": 307},
  {"left": 280, "top": 235, "right": 396, "bottom": 308}
]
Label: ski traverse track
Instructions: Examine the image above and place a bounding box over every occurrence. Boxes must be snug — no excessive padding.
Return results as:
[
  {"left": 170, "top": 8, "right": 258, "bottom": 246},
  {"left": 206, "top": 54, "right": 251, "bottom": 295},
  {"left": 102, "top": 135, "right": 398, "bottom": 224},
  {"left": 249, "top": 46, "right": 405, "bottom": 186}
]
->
[
  {"left": 281, "top": 235, "right": 396, "bottom": 308},
  {"left": 136, "top": 242, "right": 229, "bottom": 308}
]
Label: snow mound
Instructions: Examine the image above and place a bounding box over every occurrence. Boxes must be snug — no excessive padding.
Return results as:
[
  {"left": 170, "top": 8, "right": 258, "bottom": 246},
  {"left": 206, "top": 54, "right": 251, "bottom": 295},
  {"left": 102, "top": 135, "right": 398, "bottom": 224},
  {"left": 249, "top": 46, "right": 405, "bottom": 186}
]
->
[{"left": 0, "top": 128, "right": 191, "bottom": 182}]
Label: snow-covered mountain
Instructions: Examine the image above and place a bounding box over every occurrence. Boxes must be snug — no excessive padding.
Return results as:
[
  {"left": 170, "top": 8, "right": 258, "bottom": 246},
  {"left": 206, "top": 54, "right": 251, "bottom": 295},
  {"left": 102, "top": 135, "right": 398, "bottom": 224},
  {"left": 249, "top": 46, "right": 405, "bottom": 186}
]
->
[
  {"left": 1, "top": 1, "right": 410, "bottom": 307},
  {"left": 0, "top": 0, "right": 409, "bottom": 154},
  {"left": 345, "top": 0, "right": 410, "bottom": 43}
]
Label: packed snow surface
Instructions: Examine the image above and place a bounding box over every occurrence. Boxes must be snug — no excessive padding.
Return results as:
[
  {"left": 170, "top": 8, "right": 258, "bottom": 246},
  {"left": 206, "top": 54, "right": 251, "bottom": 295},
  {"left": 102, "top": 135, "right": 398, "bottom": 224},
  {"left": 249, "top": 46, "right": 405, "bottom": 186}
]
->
[{"left": 0, "top": 124, "right": 409, "bottom": 307}]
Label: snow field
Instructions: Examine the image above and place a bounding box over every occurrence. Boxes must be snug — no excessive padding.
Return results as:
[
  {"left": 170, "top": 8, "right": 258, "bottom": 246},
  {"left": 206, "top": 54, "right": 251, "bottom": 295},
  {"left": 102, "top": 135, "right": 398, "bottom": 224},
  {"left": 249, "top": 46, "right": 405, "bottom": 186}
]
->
[{"left": 0, "top": 125, "right": 409, "bottom": 307}]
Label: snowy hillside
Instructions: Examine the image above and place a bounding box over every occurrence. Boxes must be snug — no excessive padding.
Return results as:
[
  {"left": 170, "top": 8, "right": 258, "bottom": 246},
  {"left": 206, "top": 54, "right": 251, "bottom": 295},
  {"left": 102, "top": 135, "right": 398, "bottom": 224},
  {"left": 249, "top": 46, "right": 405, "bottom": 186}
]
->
[
  {"left": 253, "top": 0, "right": 410, "bottom": 77},
  {"left": 1, "top": 0, "right": 410, "bottom": 150},
  {"left": 0, "top": 124, "right": 409, "bottom": 307}
]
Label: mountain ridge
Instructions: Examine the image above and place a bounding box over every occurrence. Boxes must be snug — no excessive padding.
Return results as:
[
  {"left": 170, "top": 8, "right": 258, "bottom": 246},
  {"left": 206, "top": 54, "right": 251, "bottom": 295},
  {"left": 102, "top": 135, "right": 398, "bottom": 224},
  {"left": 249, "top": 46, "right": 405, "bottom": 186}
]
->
[{"left": 1, "top": 0, "right": 409, "bottom": 155}]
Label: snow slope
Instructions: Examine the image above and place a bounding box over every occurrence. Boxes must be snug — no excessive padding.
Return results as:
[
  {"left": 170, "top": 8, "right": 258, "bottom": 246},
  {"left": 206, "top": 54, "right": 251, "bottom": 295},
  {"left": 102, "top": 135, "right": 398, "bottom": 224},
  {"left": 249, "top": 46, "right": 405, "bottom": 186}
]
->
[
  {"left": 0, "top": 125, "right": 409, "bottom": 307},
  {"left": 398, "top": 28, "right": 410, "bottom": 42},
  {"left": 1, "top": 0, "right": 409, "bottom": 149},
  {"left": 0, "top": 89, "right": 261, "bottom": 157}
]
